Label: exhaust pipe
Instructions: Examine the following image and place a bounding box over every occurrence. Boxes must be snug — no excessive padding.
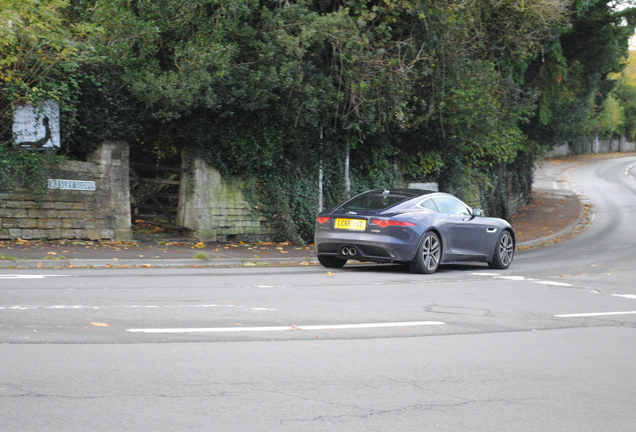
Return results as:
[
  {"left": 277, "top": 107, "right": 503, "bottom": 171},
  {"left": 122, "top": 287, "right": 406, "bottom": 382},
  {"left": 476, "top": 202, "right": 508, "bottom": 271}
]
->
[{"left": 341, "top": 247, "right": 358, "bottom": 256}]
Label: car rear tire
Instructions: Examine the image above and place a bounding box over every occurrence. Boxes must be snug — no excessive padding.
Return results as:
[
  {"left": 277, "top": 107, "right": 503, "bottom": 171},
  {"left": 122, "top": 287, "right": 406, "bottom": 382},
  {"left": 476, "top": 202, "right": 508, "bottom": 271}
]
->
[
  {"left": 408, "top": 231, "right": 441, "bottom": 274},
  {"left": 318, "top": 255, "right": 347, "bottom": 268},
  {"left": 488, "top": 229, "right": 514, "bottom": 269}
]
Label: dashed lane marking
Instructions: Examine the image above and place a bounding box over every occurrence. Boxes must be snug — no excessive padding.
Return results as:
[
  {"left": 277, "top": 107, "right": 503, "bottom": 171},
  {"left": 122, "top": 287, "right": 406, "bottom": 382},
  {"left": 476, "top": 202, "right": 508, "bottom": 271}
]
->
[
  {"left": 613, "top": 294, "right": 636, "bottom": 300},
  {"left": 0, "top": 304, "right": 277, "bottom": 311},
  {"left": 0, "top": 275, "right": 72, "bottom": 279},
  {"left": 471, "top": 273, "right": 574, "bottom": 287},
  {"left": 555, "top": 311, "right": 636, "bottom": 318},
  {"left": 126, "top": 321, "right": 446, "bottom": 334}
]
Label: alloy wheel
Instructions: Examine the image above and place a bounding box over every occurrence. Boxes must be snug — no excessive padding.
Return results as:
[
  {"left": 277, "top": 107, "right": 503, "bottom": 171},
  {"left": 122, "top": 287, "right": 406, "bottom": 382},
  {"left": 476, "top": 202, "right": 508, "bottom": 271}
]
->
[
  {"left": 498, "top": 232, "right": 514, "bottom": 266},
  {"left": 422, "top": 233, "right": 440, "bottom": 271}
]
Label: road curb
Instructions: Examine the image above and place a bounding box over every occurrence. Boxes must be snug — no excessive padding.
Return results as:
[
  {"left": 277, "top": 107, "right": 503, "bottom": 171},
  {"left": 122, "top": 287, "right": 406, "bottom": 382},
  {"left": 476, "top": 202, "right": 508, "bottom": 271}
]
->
[
  {"left": 516, "top": 154, "right": 613, "bottom": 249},
  {"left": 517, "top": 190, "right": 585, "bottom": 248},
  {"left": 0, "top": 257, "right": 318, "bottom": 269}
]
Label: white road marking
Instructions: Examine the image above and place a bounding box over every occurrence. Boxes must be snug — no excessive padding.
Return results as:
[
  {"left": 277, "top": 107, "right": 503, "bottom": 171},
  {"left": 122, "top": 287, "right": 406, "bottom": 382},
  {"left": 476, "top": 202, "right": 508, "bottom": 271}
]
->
[
  {"left": 0, "top": 304, "right": 277, "bottom": 311},
  {"left": 126, "top": 321, "right": 446, "bottom": 334},
  {"left": 625, "top": 163, "right": 636, "bottom": 180},
  {"left": 480, "top": 274, "right": 573, "bottom": 287},
  {"left": 613, "top": 294, "right": 636, "bottom": 300},
  {"left": 533, "top": 281, "right": 573, "bottom": 287},
  {"left": 0, "top": 275, "right": 71, "bottom": 279},
  {"left": 555, "top": 311, "right": 636, "bottom": 318},
  {"left": 495, "top": 276, "right": 535, "bottom": 281}
]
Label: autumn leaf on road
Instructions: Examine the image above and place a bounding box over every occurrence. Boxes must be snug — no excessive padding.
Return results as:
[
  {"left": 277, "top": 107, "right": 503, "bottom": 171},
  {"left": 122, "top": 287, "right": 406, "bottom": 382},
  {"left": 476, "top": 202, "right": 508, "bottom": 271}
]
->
[
  {"left": 36, "top": 262, "right": 43, "bottom": 268},
  {"left": 90, "top": 322, "right": 110, "bottom": 327}
]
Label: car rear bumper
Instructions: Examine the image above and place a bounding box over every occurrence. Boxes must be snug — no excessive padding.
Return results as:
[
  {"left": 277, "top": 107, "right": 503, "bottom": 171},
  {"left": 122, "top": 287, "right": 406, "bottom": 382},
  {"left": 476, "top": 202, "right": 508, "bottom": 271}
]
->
[{"left": 315, "top": 231, "right": 416, "bottom": 263}]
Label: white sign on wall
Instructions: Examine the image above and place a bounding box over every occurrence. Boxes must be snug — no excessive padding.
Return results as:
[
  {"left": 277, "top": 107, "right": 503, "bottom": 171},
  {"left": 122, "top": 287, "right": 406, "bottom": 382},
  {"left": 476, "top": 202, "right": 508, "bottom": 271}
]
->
[
  {"left": 12, "top": 100, "right": 61, "bottom": 149},
  {"left": 47, "top": 179, "right": 96, "bottom": 191}
]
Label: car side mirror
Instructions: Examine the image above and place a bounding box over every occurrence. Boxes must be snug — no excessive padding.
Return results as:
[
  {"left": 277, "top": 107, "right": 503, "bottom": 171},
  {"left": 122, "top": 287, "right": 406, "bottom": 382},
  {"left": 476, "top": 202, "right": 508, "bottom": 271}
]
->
[{"left": 472, "top": 208, "right": 483, "bottom": 217}]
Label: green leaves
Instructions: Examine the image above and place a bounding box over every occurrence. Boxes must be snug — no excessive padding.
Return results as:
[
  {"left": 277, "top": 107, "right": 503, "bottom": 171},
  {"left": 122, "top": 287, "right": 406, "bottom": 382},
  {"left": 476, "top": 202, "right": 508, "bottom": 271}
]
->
[
  {"left": 0, "top": 0, "right": 100, "bottom": 145},
  {"left": 3, "top": 0, "right": 633, "bottom": 237}
]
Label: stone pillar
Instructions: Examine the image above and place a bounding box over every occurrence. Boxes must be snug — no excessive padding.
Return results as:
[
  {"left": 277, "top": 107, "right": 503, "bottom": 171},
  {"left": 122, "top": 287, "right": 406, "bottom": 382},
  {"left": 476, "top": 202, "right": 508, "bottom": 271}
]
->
[
  {"left": 87, "top": 140, "right": 132, "bottom": 242},
  {"left": 177, "top": 156, "right": 220, "bottom": 242},
  {"left": 176, "top": 151, "right": 274, "bottom": 242}
]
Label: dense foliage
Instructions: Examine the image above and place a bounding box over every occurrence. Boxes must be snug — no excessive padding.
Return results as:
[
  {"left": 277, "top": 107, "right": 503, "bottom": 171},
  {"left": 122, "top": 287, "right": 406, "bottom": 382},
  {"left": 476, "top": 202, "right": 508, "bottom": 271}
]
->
[
  {"left": 593, "top": 51, "right": 636, "bottom": 140},
  {"left": 2, "top": 0, "right": 635, "bottom": 241}
]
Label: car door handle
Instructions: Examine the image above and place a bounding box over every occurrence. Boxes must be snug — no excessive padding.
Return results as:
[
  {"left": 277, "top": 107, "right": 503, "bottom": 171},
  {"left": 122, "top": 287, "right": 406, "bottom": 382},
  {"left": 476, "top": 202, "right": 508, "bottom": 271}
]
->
[{"left": 487, "top": 228, "right": 497, "bottom": 233}]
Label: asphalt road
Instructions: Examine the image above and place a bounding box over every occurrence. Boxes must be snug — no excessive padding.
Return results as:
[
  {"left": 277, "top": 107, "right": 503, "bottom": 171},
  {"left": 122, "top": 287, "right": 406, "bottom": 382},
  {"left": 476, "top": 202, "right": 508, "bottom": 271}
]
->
[{"left": 1, "top": 156, "right": 636, "bottom": 432}]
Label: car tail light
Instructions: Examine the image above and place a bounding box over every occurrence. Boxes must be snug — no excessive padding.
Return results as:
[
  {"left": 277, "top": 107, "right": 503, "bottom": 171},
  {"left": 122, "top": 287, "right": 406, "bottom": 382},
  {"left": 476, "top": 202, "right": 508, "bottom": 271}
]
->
[
  {"left": 371, "top": 219, "right": 416, "bottom": 228},
  {"left": 317, "top": 216, "right": 331, "bottom": 224}
]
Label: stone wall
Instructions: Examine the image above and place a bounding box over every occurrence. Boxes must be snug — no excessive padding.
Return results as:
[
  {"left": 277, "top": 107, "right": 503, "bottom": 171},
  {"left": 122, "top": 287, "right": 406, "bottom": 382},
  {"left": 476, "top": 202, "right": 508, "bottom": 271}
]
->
[
  {"left": 176, "top": 157, "right": 274, "bottom": 242},
  {"left": 547, "top": 136, "right": 636, "bottom": 158},
  {"left": 0, "top": 140, "right": 132, "bottom": 241}
]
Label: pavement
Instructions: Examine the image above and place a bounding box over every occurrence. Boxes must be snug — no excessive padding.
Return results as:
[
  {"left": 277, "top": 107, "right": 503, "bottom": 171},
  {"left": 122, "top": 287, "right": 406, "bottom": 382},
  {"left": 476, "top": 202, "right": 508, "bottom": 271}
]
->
[{"left": 1, "top": 153, "right": 632, "bottom": 269}]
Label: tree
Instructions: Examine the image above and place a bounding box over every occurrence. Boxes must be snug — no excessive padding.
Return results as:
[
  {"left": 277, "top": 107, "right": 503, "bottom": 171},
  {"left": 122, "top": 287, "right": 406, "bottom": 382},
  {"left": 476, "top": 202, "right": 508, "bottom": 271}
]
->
[
  {"left": 8, "top": 0, "right": 632, "bottom": 240},
  {"left": 522, "top": 0, "right": 636, "bottom": 147},
  {"left": 0, "top": 0, "right": 95, "bottom": 146}
]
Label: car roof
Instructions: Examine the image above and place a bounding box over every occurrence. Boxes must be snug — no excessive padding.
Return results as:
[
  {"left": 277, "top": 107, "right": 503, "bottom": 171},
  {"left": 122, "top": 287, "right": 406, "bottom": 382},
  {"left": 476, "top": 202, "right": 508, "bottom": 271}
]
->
[
  {"left": 370, "top": 188, "right": 438, "bottom": 197},
  {"left": 336, "top": 188, "right": 441, "bottom": 212}
]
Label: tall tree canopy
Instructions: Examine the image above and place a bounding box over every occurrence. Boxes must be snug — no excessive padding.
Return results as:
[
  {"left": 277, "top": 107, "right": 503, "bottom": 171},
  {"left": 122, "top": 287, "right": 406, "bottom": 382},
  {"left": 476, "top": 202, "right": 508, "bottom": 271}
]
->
[{"left": 2, "top": 0, "right": 635, "bottom": 240}]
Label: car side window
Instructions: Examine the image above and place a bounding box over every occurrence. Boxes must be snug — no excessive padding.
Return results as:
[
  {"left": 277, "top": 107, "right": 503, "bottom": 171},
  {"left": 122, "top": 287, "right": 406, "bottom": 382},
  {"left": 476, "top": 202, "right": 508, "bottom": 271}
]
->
[
  {"left": 418, "top": 198, "right": 439, "bottom": 212},
  {"left": 432, "top": 196, "right": 471, "bottom": 216}
]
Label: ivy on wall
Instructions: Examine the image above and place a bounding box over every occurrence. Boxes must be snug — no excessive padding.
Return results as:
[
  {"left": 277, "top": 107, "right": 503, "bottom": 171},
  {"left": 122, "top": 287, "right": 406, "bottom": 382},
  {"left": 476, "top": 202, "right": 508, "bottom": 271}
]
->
[{"left": 0, "top": 147, "right": 65, "bottom": 198}]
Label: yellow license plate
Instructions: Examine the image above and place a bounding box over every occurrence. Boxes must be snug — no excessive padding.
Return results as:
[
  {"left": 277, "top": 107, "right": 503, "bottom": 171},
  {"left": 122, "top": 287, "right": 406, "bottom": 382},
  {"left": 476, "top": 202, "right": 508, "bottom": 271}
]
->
[{"left": 335, "top": 218, "right": 367, "bottom": 231}]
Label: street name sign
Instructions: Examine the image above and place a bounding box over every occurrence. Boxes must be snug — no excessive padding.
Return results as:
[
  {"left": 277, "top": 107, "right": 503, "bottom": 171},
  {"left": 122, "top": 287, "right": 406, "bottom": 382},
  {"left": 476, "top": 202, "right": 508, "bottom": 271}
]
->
[{"left": 47, "top": 179, "right": 96, "bottom": 191}]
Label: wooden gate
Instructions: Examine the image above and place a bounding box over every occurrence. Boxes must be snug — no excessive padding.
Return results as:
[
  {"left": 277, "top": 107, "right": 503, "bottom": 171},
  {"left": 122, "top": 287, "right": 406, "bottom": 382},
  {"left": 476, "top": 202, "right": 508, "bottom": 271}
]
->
[{"left": 129, "top": 163, "right": 183, "bottom": 225}]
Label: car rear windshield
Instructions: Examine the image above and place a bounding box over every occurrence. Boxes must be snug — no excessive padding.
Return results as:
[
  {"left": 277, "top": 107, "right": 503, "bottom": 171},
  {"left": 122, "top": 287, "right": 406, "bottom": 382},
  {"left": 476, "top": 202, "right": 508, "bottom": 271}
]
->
[{"left": 340, "top": 190, "right": 421, "bottom": 211}]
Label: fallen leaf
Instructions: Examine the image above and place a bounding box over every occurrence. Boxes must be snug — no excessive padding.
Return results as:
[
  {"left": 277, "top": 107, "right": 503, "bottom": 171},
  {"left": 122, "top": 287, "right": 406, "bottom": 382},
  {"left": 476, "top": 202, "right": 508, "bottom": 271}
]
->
[
  {"left": 142, "top": 264, "right": 151, "bottom": 268},
  {"left": 280, "top": 250, "right": 288, "bottom": 254},
  {"left": 47, "top": 252, "right": 57, "bottom": 255},
  {"left": 90, "top": 322, "right": 110, "bottom": 327},
  {"left": 327, "top": 272, "right": 335, "bottom": 276},
  {"left": 36, "top": 262, "right": 43, "bottom": 268}
]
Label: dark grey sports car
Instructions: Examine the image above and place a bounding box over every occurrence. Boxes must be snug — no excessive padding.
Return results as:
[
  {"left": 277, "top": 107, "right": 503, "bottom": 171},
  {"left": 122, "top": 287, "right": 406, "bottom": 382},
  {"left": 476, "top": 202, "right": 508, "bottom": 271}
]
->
[{"left": 314, "top": 189, "right": 515, "bottom": 274}]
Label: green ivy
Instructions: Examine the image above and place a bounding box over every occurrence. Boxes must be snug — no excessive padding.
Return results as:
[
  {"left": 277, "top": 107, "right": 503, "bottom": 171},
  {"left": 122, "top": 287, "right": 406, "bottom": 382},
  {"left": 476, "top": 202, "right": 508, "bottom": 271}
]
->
[{"left": 0, "top": 146, "right": 66, "bottom": 198}]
